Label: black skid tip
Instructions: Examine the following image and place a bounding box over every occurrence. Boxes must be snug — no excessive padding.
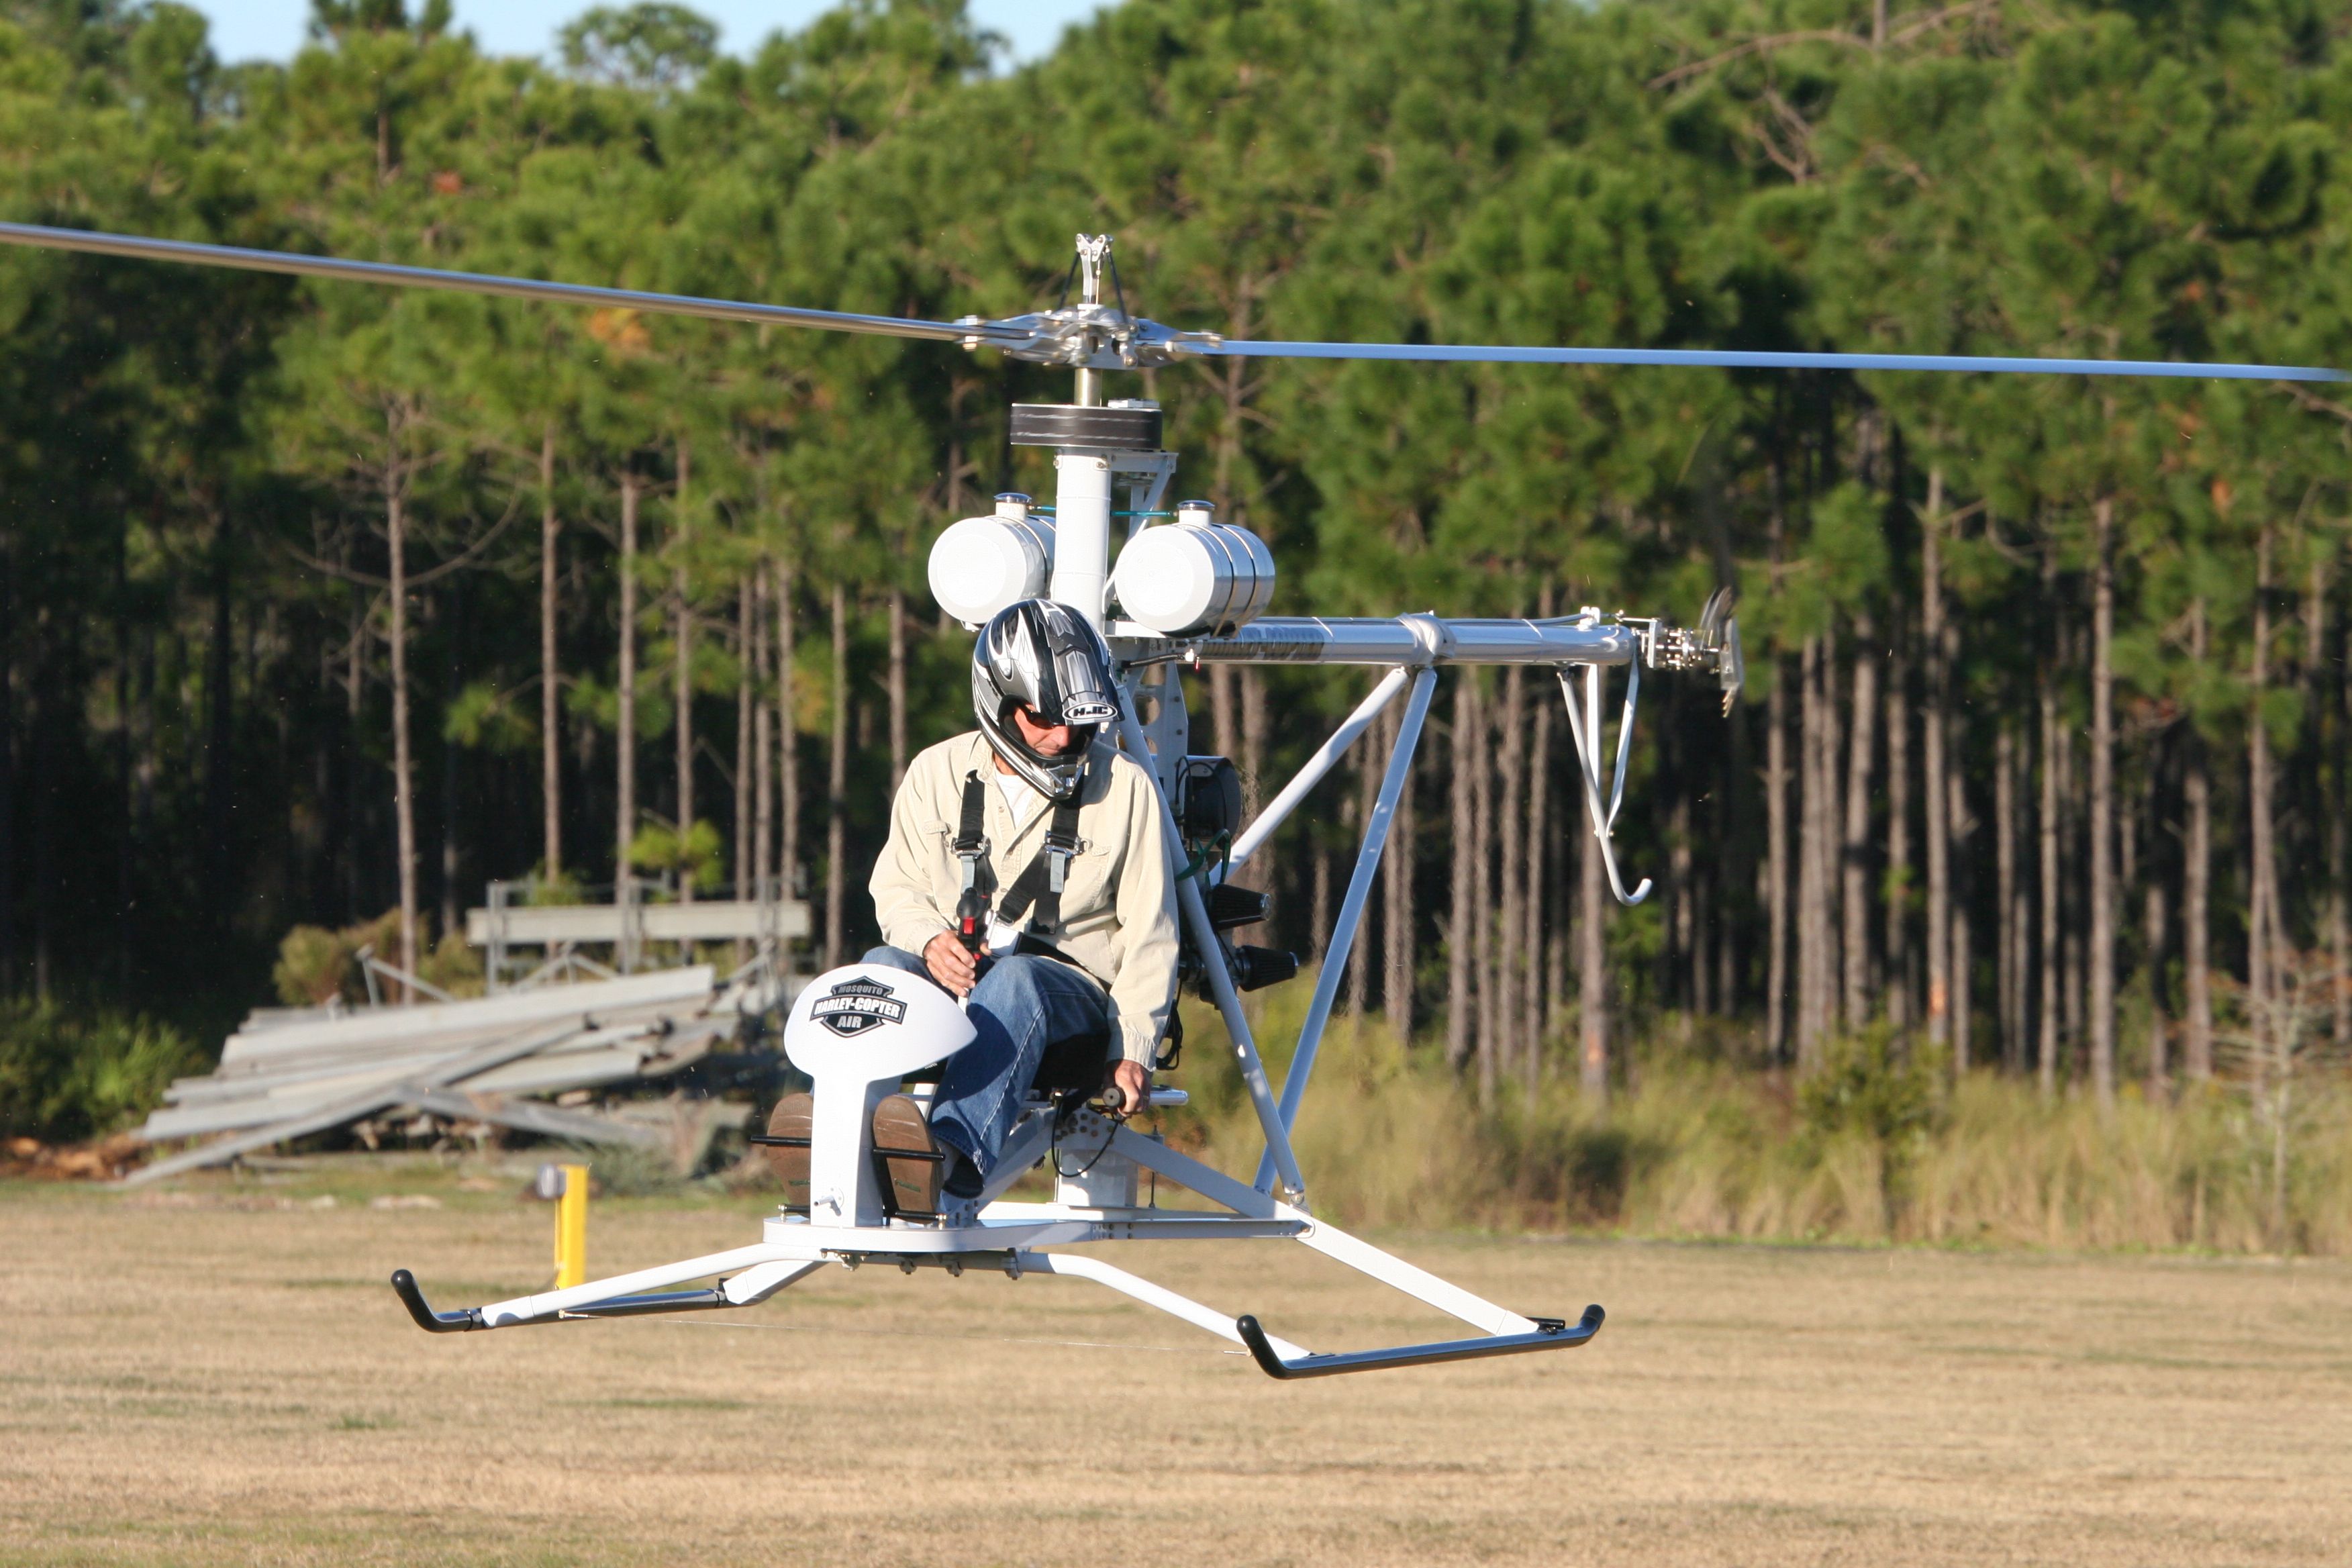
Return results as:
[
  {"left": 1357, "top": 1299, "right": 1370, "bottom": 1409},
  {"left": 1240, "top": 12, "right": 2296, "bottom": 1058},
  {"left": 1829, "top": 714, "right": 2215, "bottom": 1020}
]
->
[
  {"left": 1232, "top": 1314, "right": 1291, "bottom": 1379},
  {"left": 391, "top": 1268, "right": 483, "bottom": 1333},
  {"left": 1580, "top": 1303, "right": 1606, "bottom": 1332}
]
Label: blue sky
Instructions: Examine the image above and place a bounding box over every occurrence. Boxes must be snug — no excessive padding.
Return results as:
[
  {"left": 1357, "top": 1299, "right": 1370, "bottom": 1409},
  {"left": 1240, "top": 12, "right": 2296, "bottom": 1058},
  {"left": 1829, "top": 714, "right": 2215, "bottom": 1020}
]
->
[{"left": 187, "top": 1, "right": 1115, "bottom": 68}]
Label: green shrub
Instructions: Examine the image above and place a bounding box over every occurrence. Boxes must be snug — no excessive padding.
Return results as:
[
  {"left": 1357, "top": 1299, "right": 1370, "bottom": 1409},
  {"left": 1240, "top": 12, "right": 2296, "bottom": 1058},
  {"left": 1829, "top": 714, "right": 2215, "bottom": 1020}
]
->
[
  {"left": 271, "top": 910, "right": 483, "bottom": 1006},
  {"left": 271, "top": 910, "right": 401, "bottom": 1008},
  {"left": 272, "top": 924, "right": 352, "bottom": 1006},
  {"left": 0, "top": 1000, "right": 200, "bottom": 1142}
]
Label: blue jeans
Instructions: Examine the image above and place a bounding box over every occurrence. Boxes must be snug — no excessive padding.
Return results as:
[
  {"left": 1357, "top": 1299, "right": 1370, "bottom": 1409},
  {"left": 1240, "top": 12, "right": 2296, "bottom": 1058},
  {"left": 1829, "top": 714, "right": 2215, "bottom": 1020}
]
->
[{"left": 859, "top": 946, "right": 1112, "bottom": 1181}]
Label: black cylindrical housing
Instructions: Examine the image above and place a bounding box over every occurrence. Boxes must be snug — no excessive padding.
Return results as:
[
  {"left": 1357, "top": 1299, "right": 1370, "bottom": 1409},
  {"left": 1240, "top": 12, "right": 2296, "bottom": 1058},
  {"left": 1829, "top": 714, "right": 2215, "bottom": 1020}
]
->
[{"left": 1010, "top": 403, "right": 1163, "bottom": 450}]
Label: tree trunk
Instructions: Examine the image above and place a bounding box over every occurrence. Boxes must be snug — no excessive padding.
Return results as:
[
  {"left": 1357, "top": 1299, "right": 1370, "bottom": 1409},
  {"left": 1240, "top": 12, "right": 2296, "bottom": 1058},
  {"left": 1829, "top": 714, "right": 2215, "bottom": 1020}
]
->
[
  {"left": 1210, "top": 665, "right": 1238, "bottom": 768},
  {"left": 1384, "top": 699, "right": 1416, "bottom": 1041},
  {"left": 1798, "top": 634, "right": 1838, "bottom": 1066},
  {"left": 1922, "top": 469, "right": 1951, "bottom": 1052},
  {"left": 2300, "top": 564, "right": 2331, "bottom": 1055},
  {"left": 887, "top": 587, "right": 908, "bottom": 790},
  {"left": 0, "top": 530, "right": 13, "bottom": 987},
  {"left": 1311, "top": 806, "right": 1335, "bottom": 965},
  {"left": 2333, "top": 595, "right": 2350, "bottom": 1051},
  {"left": 387, "top": 470, "right": 418, "bottom": 999},
  {"left": 343, "top": 583, "right": 364, "bottom": 920},
  {"left": 752, "top": 566, "right": 773, "bottom": 910},
  {"left": 1241, "top": 669, "right": 1268, "bottom": 831},
  {"left": 2088, "top": 501, "right": 2117, "bottom": 1105},
  {"left": 1345, "top": 718, "right": 1377, "bottom": 1017},
  {"left": 1496, "top": 663, "right": 1526, "bottom": 1073},
  {"left": 1884, "top": 650, "right": 1911, "bottom": 1028},
  {"left": 735, "top": 574, "right": 753, "bottom": 903},
  {"left": 1671, "top": 769, "right": 1694, "bottom": 1014},
  {"left": 1843, "top": 625, "right": 1877, "bottom": 1032},
  {"left": 1525, "top": 642, "right": 1553, "bottom": 1087},
  {"left": 618, "top": 471, "right": 640, "bottom": 897},
  {"left": 203, "top": 514, "right": 234, "bottom": 932},
  {"left": 441, "top": 583, "right": 464, "bottom": 945},
  {"left": 540, "top": 428, "right": 562, "bottom": 879},
  {"left": 2144, "top": 758, "right": 2170, "bottom": 1095},
  {"left": 1447, "top": 676, "right": 1476, "bottom": 1069},
  {"left": 2184, "top": 601, "right": 2212, "bottom": 1081},
  {"left": 1471, "top": 675, "right": 1497, "bottom": 1108},
  {"left": 1948, "top": 721, "right": 1973, "bottom": 1071},
  {"left": 1796, "top": 638, "right": 1821, "bottom": 1062},
  {"left": 2249, "top": 526, "right": 2280, "bottom": 1043},
  {"left": 2039, "top": 666, "right": 2061, "bottom": 1095},
  {"left": 1994, "top": 724, "right": 2017, "bottom": 1070},
  {"left": 2059, "top": 709, "right": 2083, "bottom": 1071},
  {"left": 1578, "top": 744, "right": 1609, "bottom": 1104},
  {"left": 826, "top": 582, "right": 848, "bottom": 969},
  {"left": 775, "top": 558, "right": 799, "bottom": 899},
  {"left": 1765, "top": 658, "right": 1792, "bottom": 1062},
  {"left": 673, "top": 443, "right": 694, "bottom": 907}
]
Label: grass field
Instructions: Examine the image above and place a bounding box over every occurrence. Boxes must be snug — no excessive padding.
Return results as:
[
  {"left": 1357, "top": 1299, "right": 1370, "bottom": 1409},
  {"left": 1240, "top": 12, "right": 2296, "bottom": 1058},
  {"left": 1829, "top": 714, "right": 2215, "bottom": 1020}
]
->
[{"left": 4, "top": 1164, "right": 2350, "bottom": 1567}]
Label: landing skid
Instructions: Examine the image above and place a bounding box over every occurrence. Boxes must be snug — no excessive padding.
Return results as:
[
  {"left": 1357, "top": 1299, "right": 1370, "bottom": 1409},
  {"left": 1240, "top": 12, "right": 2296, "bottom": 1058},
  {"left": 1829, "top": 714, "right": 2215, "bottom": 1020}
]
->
[{"left": 389, "top": 1130, "right": 1604, "bottom": 1379}]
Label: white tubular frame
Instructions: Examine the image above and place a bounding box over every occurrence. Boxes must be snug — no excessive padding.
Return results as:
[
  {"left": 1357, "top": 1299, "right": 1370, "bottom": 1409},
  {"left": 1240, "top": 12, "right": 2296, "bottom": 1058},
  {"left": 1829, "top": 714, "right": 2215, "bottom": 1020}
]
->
[
  {"left": 1227, "top": 666, "right": 1410, "bottom": 870},
  {"left": 1114, "top": 704, "right": 1307, "bottom": 1199},
  {"left": 389, "top": 1128, "right": 1599, "bottom": 1379},
  {"left": 1557, "top": 660, "right": 1653, "bottom": 905},
  {"left": 1250, "top": 666, "right": 1437, "bottom": 1192}
]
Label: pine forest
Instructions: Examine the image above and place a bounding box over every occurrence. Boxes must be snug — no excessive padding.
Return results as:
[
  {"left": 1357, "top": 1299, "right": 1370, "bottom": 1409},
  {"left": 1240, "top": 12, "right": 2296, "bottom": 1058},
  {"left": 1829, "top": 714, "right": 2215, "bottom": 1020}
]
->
[{"left": 5, "top": 0, "right": 2352, "bottom": 1248}]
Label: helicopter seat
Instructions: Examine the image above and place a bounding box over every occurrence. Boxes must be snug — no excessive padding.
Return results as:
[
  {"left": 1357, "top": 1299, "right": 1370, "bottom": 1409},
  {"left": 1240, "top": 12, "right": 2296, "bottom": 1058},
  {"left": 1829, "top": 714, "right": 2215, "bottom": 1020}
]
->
[{"left": 777, "top": 963, "right": 977, "bottom": 1227}]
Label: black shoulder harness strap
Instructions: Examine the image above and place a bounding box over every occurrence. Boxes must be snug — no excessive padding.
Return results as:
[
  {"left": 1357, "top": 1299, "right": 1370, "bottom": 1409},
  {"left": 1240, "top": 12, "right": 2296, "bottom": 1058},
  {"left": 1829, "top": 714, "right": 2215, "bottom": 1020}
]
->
[
  {"left": 952, "top": 771, "right": 991, "bottom": 953},
  {"left": 964, "top": 766, "right": 1087, "bottom": 941}
]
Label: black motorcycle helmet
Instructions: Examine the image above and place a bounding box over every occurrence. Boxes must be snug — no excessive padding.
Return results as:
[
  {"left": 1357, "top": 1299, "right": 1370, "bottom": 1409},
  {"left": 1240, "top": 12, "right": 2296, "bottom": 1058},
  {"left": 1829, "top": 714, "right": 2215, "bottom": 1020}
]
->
[{"left": 971, "top": 599, "right": 1120, "bottom": 801}]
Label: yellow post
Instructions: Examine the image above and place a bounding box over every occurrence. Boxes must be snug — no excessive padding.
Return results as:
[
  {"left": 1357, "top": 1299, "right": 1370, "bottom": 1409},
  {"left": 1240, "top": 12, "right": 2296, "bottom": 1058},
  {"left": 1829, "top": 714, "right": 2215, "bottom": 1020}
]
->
[{"left": 553, "top": 1162, "right": 589, "bottom": 1289}]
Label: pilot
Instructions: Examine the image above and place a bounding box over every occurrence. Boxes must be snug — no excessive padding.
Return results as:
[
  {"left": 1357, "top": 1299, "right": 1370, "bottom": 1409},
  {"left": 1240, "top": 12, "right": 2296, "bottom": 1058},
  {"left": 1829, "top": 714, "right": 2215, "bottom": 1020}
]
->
[{"left": 767, "top": 598, "right": 1179, "bottom": 1220}]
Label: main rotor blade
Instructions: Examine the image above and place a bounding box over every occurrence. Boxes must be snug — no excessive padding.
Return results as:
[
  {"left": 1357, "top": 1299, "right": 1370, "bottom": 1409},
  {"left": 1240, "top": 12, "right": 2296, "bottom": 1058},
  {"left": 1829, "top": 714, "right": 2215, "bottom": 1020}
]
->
[
  {"left": 0, "top": 221, "right": 994, "bottom": 345},
  {"left": 1174, "top": 338, "right": 2348, "bottom": 383}
]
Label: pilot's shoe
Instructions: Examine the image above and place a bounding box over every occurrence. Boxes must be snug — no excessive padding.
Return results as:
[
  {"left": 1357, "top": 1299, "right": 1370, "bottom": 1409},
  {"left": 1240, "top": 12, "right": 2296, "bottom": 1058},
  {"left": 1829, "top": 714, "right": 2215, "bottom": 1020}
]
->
[
  {"left": 761, "top": 1093, "right": 813, "bottom": 1212},
  {"left": 872, "top": 1093, "right": 944, "bottom": 1220}
]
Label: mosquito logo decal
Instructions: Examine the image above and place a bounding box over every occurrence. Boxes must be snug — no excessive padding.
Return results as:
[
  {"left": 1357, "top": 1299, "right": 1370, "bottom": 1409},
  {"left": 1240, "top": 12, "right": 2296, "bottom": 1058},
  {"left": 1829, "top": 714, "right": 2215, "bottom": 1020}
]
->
[{"left": 812, "top": 977, "right": 907, "bottom": 1037}]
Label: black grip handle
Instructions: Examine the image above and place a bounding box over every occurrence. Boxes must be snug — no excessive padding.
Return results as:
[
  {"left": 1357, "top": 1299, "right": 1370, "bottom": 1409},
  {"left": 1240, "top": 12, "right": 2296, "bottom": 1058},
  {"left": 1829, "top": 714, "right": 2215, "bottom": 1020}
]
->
[{"left": 956, "top": 888, "right": 989, "bottom": 955}]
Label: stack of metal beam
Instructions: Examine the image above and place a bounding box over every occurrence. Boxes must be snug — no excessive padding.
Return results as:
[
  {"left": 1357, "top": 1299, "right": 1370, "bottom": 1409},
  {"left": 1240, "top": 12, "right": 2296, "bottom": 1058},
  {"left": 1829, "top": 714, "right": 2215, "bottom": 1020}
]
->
[{"left": 126, "top": 967, "right": 756, "bottom": 1187}]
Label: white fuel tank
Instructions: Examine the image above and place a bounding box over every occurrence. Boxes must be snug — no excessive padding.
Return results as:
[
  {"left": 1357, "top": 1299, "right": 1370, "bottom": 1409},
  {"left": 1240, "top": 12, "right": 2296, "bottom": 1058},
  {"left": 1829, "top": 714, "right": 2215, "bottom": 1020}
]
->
[
  {"left": 928, "top": 493, "right": 1058, "bottom": 628},
  {"left": 1110, "top": 499, "right": 1275, "bottom": 636}
]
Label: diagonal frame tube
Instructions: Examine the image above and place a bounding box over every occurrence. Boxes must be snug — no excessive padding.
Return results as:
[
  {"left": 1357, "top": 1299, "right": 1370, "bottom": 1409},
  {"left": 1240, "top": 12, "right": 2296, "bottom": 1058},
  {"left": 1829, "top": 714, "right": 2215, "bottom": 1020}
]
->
[
  {"left": 1016, "top": 1251, "right": 1313, "bottom": 1359},
  {"left": 1114, "top": 1129, "right": 1536, "bottom": 1336},
  {"left": 1253, "top": 667, "right": 1438, "bottom": 1191},
  {"left": 1226, "top": 667, "right": 1410, "bottom": 869},
  {"left": 1114, "top": 707, "right": 1306, "bottom": 1199}
]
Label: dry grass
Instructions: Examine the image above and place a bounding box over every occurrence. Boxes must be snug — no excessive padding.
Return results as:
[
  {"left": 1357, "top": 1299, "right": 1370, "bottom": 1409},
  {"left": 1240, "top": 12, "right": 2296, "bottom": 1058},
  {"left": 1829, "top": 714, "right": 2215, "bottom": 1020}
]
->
[
  {"left": 1169, "top": 998, "right": 2352, "bottom": 1253},
  {"left": 5, "top": 1170, "right": 2352, "bottom": 1566}
]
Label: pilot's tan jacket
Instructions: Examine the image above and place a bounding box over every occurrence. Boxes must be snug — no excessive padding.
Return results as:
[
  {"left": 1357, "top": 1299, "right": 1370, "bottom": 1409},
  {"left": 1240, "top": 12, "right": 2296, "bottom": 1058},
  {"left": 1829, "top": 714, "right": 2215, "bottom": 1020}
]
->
[{"left": 869, "top": 730, "right": 1179, "bottom": 1066}]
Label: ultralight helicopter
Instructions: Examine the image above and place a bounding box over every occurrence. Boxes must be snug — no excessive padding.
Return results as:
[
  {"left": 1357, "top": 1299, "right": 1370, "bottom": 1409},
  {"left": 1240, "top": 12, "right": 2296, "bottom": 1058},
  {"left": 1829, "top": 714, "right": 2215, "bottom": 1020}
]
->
[{"left": 3, "top": 217, "right": 2337, "bottom": 1378}]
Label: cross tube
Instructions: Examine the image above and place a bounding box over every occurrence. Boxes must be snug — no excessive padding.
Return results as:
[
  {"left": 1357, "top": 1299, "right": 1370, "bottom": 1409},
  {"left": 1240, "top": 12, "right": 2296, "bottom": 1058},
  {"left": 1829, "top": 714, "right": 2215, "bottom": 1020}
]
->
[{"left": 1120, "top": 615, "right": 1645, "bottom": 667}]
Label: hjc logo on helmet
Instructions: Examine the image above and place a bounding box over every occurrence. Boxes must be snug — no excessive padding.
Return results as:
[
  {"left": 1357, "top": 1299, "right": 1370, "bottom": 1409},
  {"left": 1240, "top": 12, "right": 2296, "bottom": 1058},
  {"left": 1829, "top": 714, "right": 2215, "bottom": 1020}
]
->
[{"left": 812, "top": 976, "right": 908, "bottom": 1037}]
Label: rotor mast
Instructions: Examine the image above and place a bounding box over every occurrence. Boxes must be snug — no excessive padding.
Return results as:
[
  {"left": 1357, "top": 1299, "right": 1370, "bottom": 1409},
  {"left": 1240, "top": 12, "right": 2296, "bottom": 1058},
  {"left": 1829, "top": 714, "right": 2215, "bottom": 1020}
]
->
[
  {"left": 1044, "top": 234, "right": 1128, "bottom": 632},
  {"left": 1072, "top": 234, "right": 1112, "bottom": 409}
]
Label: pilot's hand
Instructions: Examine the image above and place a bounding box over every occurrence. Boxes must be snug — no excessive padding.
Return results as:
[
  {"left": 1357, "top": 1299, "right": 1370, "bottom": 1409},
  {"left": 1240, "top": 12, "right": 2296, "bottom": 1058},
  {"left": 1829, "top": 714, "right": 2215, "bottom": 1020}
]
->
[
  {"left": 1110, "top": 1059, "right": 1149, "bottom": 1116},
  {"left": 923, "top": 931, "right": 979, "bottom": 997}
]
